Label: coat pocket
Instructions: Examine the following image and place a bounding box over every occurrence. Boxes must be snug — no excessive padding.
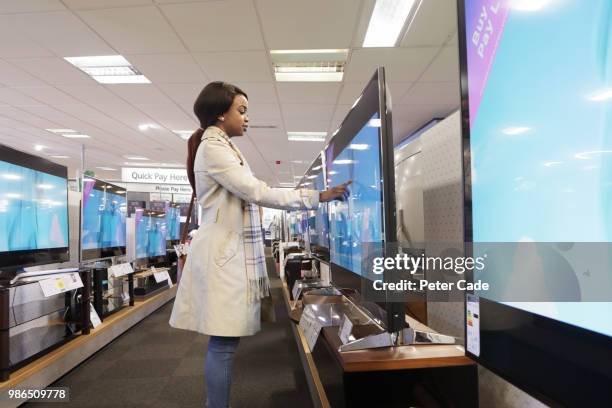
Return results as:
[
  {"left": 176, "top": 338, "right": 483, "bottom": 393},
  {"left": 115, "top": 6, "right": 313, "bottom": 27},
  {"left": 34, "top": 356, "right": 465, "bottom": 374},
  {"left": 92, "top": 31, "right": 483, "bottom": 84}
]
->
[{"left": 214, "top": 230, "right": 240, "bottom": 267}]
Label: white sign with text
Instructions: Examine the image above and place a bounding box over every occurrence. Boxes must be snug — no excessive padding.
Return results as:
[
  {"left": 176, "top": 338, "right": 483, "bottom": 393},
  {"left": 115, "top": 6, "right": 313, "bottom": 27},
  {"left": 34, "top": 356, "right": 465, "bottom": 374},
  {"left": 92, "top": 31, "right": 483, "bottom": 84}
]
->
[{"left": 122, "top": 168, "right": 189, "bottom": 185}]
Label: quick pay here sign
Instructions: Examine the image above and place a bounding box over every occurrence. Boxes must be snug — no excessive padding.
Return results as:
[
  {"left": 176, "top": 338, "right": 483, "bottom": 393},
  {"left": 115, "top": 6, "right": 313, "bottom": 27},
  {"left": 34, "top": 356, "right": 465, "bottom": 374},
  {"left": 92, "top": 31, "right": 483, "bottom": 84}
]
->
[{"left": 121, "top": 167, "right": 189, "bottom": 185}]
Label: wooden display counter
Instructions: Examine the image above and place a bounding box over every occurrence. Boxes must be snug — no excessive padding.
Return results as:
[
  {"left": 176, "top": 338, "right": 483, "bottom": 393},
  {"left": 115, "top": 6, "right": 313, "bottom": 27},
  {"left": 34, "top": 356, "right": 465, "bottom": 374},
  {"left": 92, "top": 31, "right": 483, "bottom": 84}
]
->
[{"left": 282, "top": 280, "right": 477, "bottom": 407}]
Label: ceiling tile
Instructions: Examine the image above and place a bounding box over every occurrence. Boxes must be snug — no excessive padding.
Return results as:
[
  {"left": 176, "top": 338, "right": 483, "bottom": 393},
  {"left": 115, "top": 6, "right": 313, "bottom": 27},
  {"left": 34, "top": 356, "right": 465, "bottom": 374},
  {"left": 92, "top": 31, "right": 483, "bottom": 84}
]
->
[
  {"left": 419, "top": 45, "right": 459, "bottom": 82},
  {"left": 257, "top": 0, "right": 360, "bottom": 49},
  {"left": 64, "top": 0, "right": 153, "bottom": 9},
  {"left": 126, "top": 54, "right": 207, "bottom": 84},
  {"left": 276, "top": 83, "right": 341, "bottom": 105},
  {"left": 9, "top": 57, "right": 93, "bottom": 85},
  {"left": 13, "top": 85, "right": 82, "bottom": 105},
  {"left": 0, "top": 61, "right": 46, "bottom": 87},
  {"left": 0, "top": 17, "right": 55, "bottom": 58},
  {"left": 343, "top": 47, "right": 439, "bottom": 83},
  {"left": 158, "top": 83, "right": 202, "bottom": 107},
  {"left": 399, "top": 81, "right": 459, "bottom": 106},
  {"left": 55, "top": 84, "right": 126, "bottom": 106},
  {"left": 193, "top": 51, "right": 272, "bottom": 82},
  {"left": 10, "top": 11, "right": 115, "bottom": 56},
  {"left": 246, "top": 103, "right": 282, "bottom": 122},
  {"left": 135, "top": 104, "right": 196, "bottom": 129},
  {"left": 0, "top": 1, "right": 66, "bottom": 13},
  {"left": 281, "top": 104, "right": 334, "bottom": 123},
  {"left": 0, "top": 87, "right": 44, "bottom": 106},
  {"left": 160, "top": 0, "right": 265, "bottom": 52},
  {"left": 234, "top": 82, "right": 278, "bottom": 104},
  {"left": 393, "top": 104, "right": 456, "bottom": 129},
  {"left": 400, "top": 0, "right": 457, "bottom": 47},
  {"left": 108, "top": 84, "right": 174, "bottom": 105},
  {"left": 78, "top": 6, "right": 186, "bottom": 54}
]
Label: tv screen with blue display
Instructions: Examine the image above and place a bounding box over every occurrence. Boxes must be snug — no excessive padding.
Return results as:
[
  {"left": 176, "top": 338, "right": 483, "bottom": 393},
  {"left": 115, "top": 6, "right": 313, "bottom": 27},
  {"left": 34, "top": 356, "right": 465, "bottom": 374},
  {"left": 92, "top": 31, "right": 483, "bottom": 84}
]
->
[
  {"left": 298, "top": 153, "right": 330, "bottom": 257},
  {"left": 0, "top": 144, "right": 69, "bottom": 271},
  {"left": 81, "top": 178, "right": 127, "bottom": 261},
  {"left": 325, "top": 68, "right": 395, "bottom": 281},
  {"left": 459, "top": 0, "right": 612, "bottom": 404},
  {"left": 134, "top": 209, "right": 167, "bottom": 259},
  {"left": 149, "top": 200, "right": 181, "bottom": 241}
]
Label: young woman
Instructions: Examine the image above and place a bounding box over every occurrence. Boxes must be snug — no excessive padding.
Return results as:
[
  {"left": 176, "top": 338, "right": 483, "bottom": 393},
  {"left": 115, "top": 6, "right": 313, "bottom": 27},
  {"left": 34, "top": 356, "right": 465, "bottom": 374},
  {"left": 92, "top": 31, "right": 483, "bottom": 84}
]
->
[{"left": 169, "top": 82, "right": 349, "bottom": 408}]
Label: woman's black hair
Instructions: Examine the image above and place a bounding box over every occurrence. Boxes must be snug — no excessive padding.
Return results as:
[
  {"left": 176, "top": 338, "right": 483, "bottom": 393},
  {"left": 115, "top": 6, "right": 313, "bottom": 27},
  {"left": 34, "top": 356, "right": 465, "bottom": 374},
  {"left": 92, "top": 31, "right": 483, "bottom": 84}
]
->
[{"left": 186, "top": 82, "right": 247, "bottom": 191}]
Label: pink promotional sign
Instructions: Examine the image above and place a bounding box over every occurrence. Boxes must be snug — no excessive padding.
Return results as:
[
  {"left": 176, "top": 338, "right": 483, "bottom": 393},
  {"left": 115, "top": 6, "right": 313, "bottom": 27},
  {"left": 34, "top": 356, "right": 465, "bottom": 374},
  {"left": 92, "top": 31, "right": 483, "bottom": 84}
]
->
[{"left": 464, "top": 0, "right": 510, "bottom": 127}]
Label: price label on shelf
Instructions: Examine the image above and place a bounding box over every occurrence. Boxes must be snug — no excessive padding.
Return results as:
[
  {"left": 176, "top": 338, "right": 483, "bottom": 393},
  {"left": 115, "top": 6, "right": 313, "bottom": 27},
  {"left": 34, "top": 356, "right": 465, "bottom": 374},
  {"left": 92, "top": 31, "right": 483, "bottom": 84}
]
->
[
  {"left": 39, "top": 273, "right": 83, "bottom": 298},
  {"left": 292, "top": 281, "right": 303, "bottom": 301},
  {"left": 121, "top": 292, "right": 130, "bottom": 304},
  {"left": 338, "top": 314, "right": 353, "bottom": 345},
  {"left": 153, "top": 270, "right": 173, "bottom": 287},
  {"left": 89, "top": 303, "right": 102, "bottom": 329},
  {"left": 108, "top": 263, "right": 134, "bottom": 278},
  {"left": 108, "top": 262, "right": 134, "bottom": 278},
  {"left": 299, "top": 305, "right": 323, "bottom": 351}
]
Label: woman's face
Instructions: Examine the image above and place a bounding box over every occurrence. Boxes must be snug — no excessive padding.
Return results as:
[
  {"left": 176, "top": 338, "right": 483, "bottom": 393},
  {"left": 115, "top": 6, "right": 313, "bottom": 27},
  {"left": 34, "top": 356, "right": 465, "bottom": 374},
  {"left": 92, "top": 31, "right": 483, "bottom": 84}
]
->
[{"left": 221, "top": 94, "right": 249, "bottom": 137}]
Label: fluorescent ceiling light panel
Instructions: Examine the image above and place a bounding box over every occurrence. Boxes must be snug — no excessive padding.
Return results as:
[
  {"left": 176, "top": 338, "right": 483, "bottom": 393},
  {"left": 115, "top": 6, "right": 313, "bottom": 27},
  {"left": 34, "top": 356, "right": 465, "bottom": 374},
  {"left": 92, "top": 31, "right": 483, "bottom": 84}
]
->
[
  {"left": 50, "top": 155, "right": 69, "bottom": 159},
  {"left": 275, "top": 72, "right": 343, "bottom": 82},
  {"left": 588, "top": 89, "right": 612, "bottom": 102},
  {"left": 288, "top": 132, "right": 326, "bottom": 142},
  {"left": 363, "top": 0, "right": 417, "bottom": 47},
  {"left": 96, "top": 167, "right": 117, "bottom": 171},
  {"left": 65, "top": 55, "right": 150, "bottom": 85},
  {"left": 123, "top": 155, "right": 149, "bottom": 160},
  {"left": 502, "top": 126, "right": 530, "bottom": 135},
  {"left": 271, "top": 49, "right": 349, "bottom": 55},
  {"left": 46, "top": 129, "right": 75, "bottom": 133},
  {"left": 34, "top": 144, "right": 45, "bottom": 151},
  {"left": 62, "top": 133, "right": 90, "bottom": 139},
  {"left": 138, "top": 123, "right": 160, "bottom": 131}
]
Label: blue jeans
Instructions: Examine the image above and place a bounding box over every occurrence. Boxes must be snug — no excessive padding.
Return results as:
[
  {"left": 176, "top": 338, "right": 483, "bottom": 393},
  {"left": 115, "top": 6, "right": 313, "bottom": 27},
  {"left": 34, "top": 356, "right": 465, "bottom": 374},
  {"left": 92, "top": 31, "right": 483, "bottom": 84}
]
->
[{"left": 205, "top": 336, "right": 240, "bottom": 408}]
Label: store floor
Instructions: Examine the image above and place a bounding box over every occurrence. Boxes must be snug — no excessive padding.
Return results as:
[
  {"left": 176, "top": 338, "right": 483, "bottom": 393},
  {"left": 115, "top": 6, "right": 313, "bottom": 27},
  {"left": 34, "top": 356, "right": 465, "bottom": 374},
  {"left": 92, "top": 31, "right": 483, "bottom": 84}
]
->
[{"left": 25, "top": 257, "right": 313, "bottom": 408}]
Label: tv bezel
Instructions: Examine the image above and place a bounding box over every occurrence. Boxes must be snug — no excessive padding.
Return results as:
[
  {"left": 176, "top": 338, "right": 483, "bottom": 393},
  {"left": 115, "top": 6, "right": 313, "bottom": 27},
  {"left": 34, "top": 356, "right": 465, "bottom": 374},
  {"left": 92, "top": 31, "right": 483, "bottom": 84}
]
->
[
  {"left": 81, "top": 177, "right": 127, "bottom": 262},
  {"left": 0, "top": 144, "right": 70, "bottom": 273},
  {"left": 457, "top": 0, "right": 612, "bottom": 405}
]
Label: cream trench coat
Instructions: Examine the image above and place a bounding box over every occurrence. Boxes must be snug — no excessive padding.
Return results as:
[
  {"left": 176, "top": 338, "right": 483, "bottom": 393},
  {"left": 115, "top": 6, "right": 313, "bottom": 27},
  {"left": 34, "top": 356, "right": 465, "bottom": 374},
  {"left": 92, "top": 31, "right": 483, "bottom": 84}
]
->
[{"left": 169, "top": 126, "right": 319, "bottom": 337}]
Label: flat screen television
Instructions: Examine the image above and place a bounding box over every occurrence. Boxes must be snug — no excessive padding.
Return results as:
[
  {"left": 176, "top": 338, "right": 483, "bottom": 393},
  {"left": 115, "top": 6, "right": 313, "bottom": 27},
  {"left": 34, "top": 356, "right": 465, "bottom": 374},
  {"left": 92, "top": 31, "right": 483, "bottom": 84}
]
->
[
  {"left": 297, "top": 152, "right": 330, "bottom": 261},
  {"left": 325, "top": 67, "right": 400, "bottom": 330},
  {"left": 149, "top": 200, "right": 181, "bottom": 242},
  {"left": 0, "top": 145, "right": 69, "bottom": 274},
  {"left": 134, "top": 209, "right": 167, "bottom": 261},
  {"left": 458, "top": 0, "right": 612, "bottom": 405},
  {"left": 81, "top": 178, "right": 127, "bottom": 261}
]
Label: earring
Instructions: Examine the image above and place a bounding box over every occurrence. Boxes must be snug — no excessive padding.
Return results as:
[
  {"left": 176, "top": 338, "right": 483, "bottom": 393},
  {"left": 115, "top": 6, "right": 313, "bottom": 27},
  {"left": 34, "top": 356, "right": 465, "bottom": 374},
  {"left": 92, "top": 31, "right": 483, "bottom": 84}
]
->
[{"left": 219, "top": 117, "right": 225, "bottom": 121}]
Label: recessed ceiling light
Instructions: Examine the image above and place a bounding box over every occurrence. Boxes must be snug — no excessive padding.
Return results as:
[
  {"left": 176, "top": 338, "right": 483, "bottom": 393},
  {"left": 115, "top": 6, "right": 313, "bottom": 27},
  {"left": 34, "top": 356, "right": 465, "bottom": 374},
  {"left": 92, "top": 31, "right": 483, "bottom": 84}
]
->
[
  {"left": 288, "top": 132, "right": 326, "bottom": 142},
  {"left": 363, "top": 0, "right": 418, "bottom": 47},
  {"left": 34, "top": 144, "right": 45, "bottom": 151},
  {"left": 275, "top": 71, "right": 343, "bottom": 82},
  {"left": 50, "top": 155, "right": 70, "bottom": 159},
  {"left": 64, "top": 55, "right": 150, "bottom": 85},
  {"left": 124, "top": 155, "right": 149, "bottom": 160},
  {"left": 62, "top": 133, "right": 90, "bottom": 139},
  {"left": 46, "top": 129, "right": 76, "bottom": 134},
  {"left": 96, "top": 166, "right": 117, "bottom": 171},
  {"left": 138, "top": 123, "right": 160, "bottom": 131}
]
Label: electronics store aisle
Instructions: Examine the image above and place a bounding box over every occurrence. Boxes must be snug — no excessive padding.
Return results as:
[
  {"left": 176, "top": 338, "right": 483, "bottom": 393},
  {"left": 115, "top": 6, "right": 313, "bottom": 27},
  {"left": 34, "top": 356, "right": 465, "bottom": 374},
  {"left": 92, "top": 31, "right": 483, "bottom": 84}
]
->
[{"left": 24, "top": 257, "right": 312, "bottom": 408}]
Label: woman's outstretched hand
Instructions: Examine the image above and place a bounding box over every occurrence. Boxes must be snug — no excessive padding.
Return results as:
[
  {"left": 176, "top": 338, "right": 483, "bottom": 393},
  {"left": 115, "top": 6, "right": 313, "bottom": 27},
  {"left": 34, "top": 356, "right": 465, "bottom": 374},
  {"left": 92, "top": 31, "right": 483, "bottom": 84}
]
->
[{"left": 319, "top": 181, "right": 352, "bottom": 202}]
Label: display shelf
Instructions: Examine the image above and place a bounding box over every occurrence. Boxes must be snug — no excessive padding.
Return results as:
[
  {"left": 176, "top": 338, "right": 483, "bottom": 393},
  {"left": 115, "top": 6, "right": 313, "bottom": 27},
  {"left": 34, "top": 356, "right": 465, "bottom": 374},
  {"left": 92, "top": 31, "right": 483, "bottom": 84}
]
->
[{"left": 0, "top": 285, "right": 177, "bottom": 407}]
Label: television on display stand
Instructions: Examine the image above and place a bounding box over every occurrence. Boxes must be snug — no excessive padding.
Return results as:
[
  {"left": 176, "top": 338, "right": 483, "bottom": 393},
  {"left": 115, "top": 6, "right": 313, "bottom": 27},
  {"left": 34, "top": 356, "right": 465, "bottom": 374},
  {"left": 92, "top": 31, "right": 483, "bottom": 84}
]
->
[
  {"left": 323, "top": 67, "right": 455, "bottom": 351},
  {"left": 0, "top": 144, "right": 77, "bottom": 282},
  {"left": 458, "top": 0, "right": 612, "bottom": 405}
]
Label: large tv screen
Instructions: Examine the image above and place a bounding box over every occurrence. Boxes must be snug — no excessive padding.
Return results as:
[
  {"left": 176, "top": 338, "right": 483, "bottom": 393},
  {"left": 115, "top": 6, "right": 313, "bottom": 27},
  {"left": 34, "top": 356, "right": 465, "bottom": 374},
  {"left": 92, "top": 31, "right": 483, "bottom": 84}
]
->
[
  {"left": 459, "top": 0, "right": 612, "bottom": 404},
  {"left": 0, "top": 145, "right": 69, "bottom": 271},
  {"left": 326, "top": 68, "right": 395, "bottom": 279},
  {"left": 134, "top": 209, "right": 167, "bottom": 259},
  {"left": 297, "top": 153, "right": 330, "bottom": 258},
  {"left": 81, "top": 178, "right": 127, "bottom": 261}
]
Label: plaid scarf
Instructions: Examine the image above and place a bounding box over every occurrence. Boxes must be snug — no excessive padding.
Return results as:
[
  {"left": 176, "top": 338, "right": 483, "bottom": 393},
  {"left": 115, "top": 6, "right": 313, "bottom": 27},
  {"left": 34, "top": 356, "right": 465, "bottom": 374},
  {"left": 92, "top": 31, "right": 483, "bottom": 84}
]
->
[
  {"left": 205, "top": 127, "right": 270, "bottom": 302},
  {"left": 243, "top": 202, "right": 270, "bottom": 303}
]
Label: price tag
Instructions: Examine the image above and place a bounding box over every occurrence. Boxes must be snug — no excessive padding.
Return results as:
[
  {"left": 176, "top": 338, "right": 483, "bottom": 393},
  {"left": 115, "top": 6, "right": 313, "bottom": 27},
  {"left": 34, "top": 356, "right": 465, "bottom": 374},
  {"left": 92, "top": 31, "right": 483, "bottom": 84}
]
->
[
  {"left": 121, "top": 292, "right": 130, "bottom": 304},
  {"left": 165, "top": 271, "right": 174, "bottom": 288},
  {"left": 39, "top": 273, "right": 84, "bottom": 298},
  {"left": 338, "top": 314, "right": 354, "bottom": 345},
  {"left": 108, "top": 263, "right": 134, "bottom": 278},
  {"left": 153, "top": 271, "right": 167, "bottom": 283},
  {"left": 89, "top": 303, "right": 102, "bottom": 329},
  {"left": 292, "top": 281, "right": 303, "bottom": 301},
  {"left": 299, "top": 305, "right": 323, "bottom": 351}
]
